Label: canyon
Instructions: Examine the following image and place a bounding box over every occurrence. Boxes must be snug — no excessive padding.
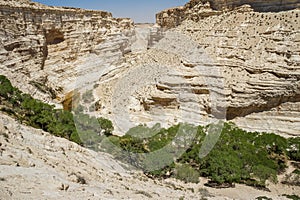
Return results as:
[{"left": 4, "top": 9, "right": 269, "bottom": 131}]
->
[
  {"left": 0, "top": 0, "right": 300, "bottom": 198},
  {"left": 0, "top": 0, "right": 299, "bottom": 136}
]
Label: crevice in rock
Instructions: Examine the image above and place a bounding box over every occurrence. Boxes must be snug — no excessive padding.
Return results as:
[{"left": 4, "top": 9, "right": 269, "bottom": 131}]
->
[
  {"left": 41, "top": 35, "right": 48, "bottom": 70},
  {"left": 3, "top": 42, "right": 21, "bottom": 51},
  {"left": 227, "top": 93, "right": 300, "bottom": 120}
]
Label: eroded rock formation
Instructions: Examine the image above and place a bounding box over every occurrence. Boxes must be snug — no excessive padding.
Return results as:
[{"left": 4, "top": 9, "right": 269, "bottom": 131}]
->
[
  {"left": 156, "top": 0, "right": 300, "bottom": 28},
  {"left": 208, "top": 0, "right": 300, "bottom": 12},
  {"left": 0, "top": 0, "right": 133, "bottom": 103},
  {"left": 174, "top": 8, "right": 300, "bottom": 136},
  {"left": 153, "top": 1, "right": 300, "bottom": 136}
]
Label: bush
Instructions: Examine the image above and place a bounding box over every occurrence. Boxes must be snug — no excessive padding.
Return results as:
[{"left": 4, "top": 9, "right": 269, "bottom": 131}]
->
[
  {"left": 0, "top": 75, "right": 14, "bottom": 99},
  {"left": 100, "top": 122, "right": 299, "bottom": 187},
  {"left": 283, "top": 194, "right": 300, "bottom": 200},
  {"left": 287, "top": 138, "right": 300, "bottom": 161},
  {"left": 97, "top": 117, "right": 114, "bottom": 136},
  {"left": 174, "top": 164, "right": 200, "bottom": 183},
  {"left": 256, "top": 196, "right": 272, "bottom": 200}
]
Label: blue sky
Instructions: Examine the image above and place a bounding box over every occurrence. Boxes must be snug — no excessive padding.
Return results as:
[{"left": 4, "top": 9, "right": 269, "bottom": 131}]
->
[{"left": 34, "top": 0, "right": 189, "bottom": 23}]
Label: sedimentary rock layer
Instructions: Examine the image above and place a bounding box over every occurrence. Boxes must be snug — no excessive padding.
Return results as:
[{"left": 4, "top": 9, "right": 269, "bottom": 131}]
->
[
  {"left": 0, "top": 0, "right": 133, "bottom": 102},
  {"left": 208, "top": 0, "right": 300, "bottom": 12},
  {"left": 153, "top": 1, "right": 300, "bottom": 136},
  {"left": 156, "top": 0, "right": 300, "bottom": 28}
]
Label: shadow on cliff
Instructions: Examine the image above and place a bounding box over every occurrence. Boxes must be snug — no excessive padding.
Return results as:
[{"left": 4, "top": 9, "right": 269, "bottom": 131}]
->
[{"left": 227, "top": 93, "right": 300, "bottom": 120}]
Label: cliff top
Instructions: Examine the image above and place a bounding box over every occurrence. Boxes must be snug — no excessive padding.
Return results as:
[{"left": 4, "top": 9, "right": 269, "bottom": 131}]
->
[{"left": 0, "top": 0, "right": 113, "bottom": 16}]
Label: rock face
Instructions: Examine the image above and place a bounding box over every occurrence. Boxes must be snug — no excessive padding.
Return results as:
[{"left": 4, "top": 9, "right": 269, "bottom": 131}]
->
[
  {"left": 208, "top": 0, "right": 300, "bottom": 12},
  {"left": 156, "top": 0, "right": 300, "bottom": 28},
  {"left": 170, "top": 4, "right": 300, "bottom": 136},
  {"left": 0, "top": 0, "right": 133, "bottom": 103},
  {"left": 87, "top": 2, "right": 300, "bottom": 136},
  {"left": 156, "top": 0, "right": 220, "bottom": 28}
]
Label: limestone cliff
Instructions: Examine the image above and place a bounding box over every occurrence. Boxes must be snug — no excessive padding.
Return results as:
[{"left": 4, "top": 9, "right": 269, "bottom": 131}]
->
[
  {"left": 174, "top": 9, "right": 300, "bottom": 136},
  {"left": 0, "top": 0, "right": 133, "bottom": 103},
  {"left": 208, "top": 0, "right": 300, "bottom": 12},
  {"left": 1, "top": 1, "right": 300, "bottom": 198},
  {"left": 156, "top": 0, "right": 300, "bottom": 28},
  {"left": 152, "top": 0, "right": 299, "bottom": 136}
]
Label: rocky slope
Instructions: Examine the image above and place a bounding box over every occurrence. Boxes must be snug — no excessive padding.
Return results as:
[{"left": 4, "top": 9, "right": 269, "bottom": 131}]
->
[
  {"left": 1, "top": 112, "right": 299, "bottom": 200},
  {"left": 0, "top": 0, "right": 300, "bottom": 199}
]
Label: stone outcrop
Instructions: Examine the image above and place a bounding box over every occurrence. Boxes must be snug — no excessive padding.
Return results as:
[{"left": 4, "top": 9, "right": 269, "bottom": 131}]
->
[
  {"left": 156, "top": 0, "right": 300, "bottom": 28},
  {"left": 172, "top": 7, "right": 300, "bottom": 136},
  {"left": 0, "top": 0, "right": 133, "bottom": 103},
  {"left": 156, "top": 0, "right": 220, "bottom": 28}
]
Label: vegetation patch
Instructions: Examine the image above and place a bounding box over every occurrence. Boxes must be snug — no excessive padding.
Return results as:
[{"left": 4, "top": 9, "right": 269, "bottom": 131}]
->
[
  {"left": 283, "top": 194, "right": 300, "bottom": 200},
  {"left": 256, "top": 196, "right": 272, "bottom": 200},
  {"left": 0, "top": 75, "right": 113, "bottom": 146},
  {"left": 103, "top": 122, "right": 300, "bottom": 188}
]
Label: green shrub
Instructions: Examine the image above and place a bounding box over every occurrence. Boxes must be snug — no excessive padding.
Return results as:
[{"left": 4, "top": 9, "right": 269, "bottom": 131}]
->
[
  {"left": 287, "top": 138, "right": 300, "bottom": 161},
  {"left": 174, "top": 164, "right": 200, "bottom": 183},
  {"left": 0, "top": 75, "right": 14, "bottom": 99},
  {"left": 283, "top": 194, "right": 300, "bottom": 200},
  {"left": 256, "top": 196, "right": 272, "bottom": 200},
  {"left": 97, "top": 117, "right": 114, "bottom": 136},
  {"left": 0, "top": 75, "right": 114, "bottom": 147}
]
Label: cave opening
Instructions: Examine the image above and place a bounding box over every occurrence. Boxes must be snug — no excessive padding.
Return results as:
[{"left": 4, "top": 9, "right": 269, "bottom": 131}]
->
[{"left": 45, "top": 28, "right": 65, "bottom": 45}]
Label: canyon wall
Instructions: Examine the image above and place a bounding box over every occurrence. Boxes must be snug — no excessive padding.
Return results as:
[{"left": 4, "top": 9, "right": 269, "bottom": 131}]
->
[
  {"left": 156, "top": 0, "right": 300, "bottom": 28},
  {"left": 0, "top": 0, "right": 133, "bottom": 103},
  {"left": 208, "top": 0, "right": 300, "bottom": 12},
  {"left": 152, "top": 0, "right": 300, "bottom": 136},
  {"left": 175, "top": 8, "right": 300, "bottom": 136}
]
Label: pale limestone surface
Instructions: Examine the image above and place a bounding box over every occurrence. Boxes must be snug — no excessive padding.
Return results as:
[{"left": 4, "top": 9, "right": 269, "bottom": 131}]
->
[
  {"left": 0, "top": 0, "right": 133, "bottom": 103},
  {"left": 156, "top": 0, "right": 300, "bottom": 28},
  {"left": 174, "top": 7, "right": 300, "bottom": 136}
]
